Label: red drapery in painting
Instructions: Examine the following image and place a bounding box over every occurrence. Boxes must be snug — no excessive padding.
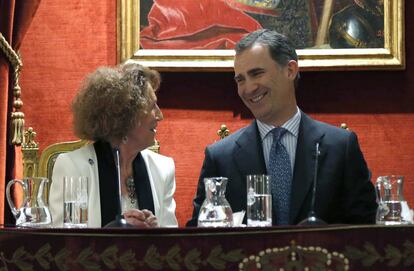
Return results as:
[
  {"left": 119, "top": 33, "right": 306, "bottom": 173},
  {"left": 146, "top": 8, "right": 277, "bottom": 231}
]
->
[
  {"left": 140, "top": 0, "right": 262, "bottom": 49},
  {"left": 0, "top": 0, "right": 41, "bottom": 224},
  {"left": 139, "top": 0, "right": 353, "bottom": 50}
]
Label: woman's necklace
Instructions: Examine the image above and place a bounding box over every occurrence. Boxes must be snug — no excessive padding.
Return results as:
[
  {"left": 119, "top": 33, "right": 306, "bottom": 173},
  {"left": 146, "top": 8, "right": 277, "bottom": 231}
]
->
[{"left": 126, "top": 176, "right": 136, "bottom": 204}]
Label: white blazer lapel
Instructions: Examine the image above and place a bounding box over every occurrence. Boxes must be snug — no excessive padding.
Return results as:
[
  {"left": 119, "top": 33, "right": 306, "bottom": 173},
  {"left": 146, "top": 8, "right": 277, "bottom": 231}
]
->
[
  {"left": 141, "top": 150, "right": 161, "bottom": 219},
  {"left": 83, "top": 145, "right": 102, "bottom": 227}
]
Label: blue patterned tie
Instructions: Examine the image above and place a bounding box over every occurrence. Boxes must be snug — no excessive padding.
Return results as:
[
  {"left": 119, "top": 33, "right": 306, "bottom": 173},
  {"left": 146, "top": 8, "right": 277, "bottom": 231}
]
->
[{"left": 268, "top": 127, "right": 292, "bottom": 225}]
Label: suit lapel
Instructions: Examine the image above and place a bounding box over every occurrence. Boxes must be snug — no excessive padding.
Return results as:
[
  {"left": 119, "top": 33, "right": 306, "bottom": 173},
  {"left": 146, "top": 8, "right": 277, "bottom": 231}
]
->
[
  {"left": 233, "top": 121, "right": 267, "bottom": 177},
  {"left": 230, "top": 121, "right": 266, "bottom": 212},
  {"left": 290, "top": 113, "right": 326, "bottom": 223}
]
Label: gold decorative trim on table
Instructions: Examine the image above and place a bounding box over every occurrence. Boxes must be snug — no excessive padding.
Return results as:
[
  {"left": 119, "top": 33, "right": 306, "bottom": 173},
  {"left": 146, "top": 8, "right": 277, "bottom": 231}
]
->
[
  {"left": 2, "top": 239, "right": 414, "bottom": 270},
  {"left": 0, "top": 243, "right": 244, "bottom": 271},
  {"left": 239, "top": 240, "right": 349, "bottom": 270}
]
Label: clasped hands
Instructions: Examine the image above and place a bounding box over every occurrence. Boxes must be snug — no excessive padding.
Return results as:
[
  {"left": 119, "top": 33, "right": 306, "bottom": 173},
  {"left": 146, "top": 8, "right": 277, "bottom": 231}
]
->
[{"left": 123, "top": 209, "right": 158, "bottom": 228}]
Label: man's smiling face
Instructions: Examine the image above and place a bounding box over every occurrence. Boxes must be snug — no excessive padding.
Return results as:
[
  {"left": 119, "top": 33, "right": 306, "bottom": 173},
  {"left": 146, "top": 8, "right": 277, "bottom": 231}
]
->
[{"left": 234, "top": 44, "right": 298, "bottom": 126}]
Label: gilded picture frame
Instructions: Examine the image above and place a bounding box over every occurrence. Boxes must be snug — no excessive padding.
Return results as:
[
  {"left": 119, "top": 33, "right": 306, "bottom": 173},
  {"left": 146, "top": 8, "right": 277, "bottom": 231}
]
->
[{"left": 117, "top": 0, "right": 405, "bottom": 71}]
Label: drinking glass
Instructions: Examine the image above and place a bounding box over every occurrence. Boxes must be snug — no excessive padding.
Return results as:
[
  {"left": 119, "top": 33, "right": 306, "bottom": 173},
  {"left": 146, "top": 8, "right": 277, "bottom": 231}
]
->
[
  {"left": 246, "top": 175, "right": 272, "bottom": 227},
  {"left": 63, "top": 176, "right": 88, "bottom": 228}
]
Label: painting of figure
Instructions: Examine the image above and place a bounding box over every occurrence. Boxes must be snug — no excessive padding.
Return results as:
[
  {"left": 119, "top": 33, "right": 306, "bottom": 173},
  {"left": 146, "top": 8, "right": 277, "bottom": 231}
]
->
[
  {"left": 329, "top": 0, "right": 384, "bottom": 48},
  {"left": 139, "top": 0, "right": 384, "bottom": 50}
]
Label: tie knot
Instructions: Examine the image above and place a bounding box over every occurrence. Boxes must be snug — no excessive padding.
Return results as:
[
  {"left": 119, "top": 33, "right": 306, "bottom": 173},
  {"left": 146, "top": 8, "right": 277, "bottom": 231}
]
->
[{"left": 272, "top": 127, "right": 287, "bottom": 142}]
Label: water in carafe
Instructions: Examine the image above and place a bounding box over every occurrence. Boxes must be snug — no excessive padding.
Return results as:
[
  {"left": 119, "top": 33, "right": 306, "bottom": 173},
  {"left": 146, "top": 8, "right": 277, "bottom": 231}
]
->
[
  {"left": 198, "top": 177, "right": 233, "bottom": 227},
  {"left": 376, "top": 175, "right": 413, "bottom": 225},
  {"left": 6, "top": 177, "right": 52, "bottom": 227}
]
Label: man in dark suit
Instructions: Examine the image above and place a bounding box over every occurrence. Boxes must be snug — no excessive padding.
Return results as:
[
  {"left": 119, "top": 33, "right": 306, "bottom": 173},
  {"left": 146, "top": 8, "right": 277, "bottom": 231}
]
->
[{"left": 187, "top": 29, "right": 377, "bottom": 226}]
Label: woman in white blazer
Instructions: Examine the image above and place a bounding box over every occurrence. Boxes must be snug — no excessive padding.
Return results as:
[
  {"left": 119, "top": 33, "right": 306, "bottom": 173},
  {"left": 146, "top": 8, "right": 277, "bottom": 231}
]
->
[{"left": 49, "top": 63, "right": 178, "bottom": 228}]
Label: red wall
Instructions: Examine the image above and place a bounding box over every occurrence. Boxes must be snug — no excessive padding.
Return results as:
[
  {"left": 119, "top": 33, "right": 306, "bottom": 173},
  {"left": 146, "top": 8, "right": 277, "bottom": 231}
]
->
[{"left": 20, "top": 1, "right": 414, "bottom": 226}]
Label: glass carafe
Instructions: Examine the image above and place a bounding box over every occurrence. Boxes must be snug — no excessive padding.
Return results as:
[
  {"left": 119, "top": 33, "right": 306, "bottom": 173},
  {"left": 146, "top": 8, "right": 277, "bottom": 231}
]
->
[
  {"left": 198, "top": 177, "right": 233, "bottom": 227},
  {"left": 375, "top": 175, "right": 412, "bottom": 225},
  {"left": 6, "top": 177, "right": 52, "bottom": 227}
]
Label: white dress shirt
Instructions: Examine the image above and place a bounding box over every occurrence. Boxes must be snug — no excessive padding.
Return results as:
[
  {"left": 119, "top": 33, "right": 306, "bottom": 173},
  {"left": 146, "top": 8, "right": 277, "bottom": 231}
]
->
[{"left": 257, "top": 108, "right": 301, "bottom": 172}]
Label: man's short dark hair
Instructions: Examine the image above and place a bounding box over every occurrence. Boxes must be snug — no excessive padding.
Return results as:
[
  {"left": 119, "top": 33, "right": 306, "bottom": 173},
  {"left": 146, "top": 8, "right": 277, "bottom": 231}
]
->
[
  {"left": 235, "top": 29, "right": 300, "bottom": 86},
  {"left": 235, "top": 29, "right": 298, "bottom": 65}
]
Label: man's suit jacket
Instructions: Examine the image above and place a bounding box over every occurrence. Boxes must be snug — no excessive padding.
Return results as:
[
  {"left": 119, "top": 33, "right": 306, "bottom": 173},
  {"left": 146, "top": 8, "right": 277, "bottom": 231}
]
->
[
  {"left": 187, "top": 113, "right": 377, "bottom": 226},
  {"left": 50, "top": 145, "right": 178, "bottom": 227}
]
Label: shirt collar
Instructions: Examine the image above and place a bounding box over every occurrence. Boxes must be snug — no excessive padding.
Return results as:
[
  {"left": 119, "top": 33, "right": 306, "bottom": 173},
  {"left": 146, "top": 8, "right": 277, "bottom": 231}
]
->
[{"left": 257, "top": 107, "right": 301, "bottom": 141}]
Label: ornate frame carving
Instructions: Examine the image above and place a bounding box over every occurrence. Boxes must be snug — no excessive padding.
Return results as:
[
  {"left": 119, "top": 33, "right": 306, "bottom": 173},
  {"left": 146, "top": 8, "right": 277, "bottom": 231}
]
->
[{"left": 117, "top": 0, "right": 405, "bottom": 71}]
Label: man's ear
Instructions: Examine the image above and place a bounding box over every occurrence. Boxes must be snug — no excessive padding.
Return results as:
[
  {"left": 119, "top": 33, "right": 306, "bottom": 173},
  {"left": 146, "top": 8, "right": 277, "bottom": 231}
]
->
[{"left": 286, "top": 60, "right": 299, "bottom": 81}]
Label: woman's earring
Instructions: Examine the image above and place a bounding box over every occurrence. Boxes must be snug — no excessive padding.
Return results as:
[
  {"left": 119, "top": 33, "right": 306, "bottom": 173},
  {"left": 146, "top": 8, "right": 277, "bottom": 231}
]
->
[{"left": 122, "top": 136, "right": 128, "bottom": 144}]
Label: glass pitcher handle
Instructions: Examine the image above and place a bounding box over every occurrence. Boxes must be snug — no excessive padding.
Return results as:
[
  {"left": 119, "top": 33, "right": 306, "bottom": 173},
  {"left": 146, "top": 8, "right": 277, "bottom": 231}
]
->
[{"left": 5, "top": 179, "right": 25, "bottom": 217}]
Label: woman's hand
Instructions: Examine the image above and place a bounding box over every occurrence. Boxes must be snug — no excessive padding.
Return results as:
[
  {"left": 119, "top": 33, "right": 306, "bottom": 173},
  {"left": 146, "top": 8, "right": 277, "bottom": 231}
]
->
[{"left": 123, "top": 209, "right": 158, "bottom": 228}]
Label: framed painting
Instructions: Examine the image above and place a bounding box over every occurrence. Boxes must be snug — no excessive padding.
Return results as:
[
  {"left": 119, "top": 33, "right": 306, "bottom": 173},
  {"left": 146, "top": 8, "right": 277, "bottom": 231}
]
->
[{"left": 117, "top": 0, "right": 405, "bottom": 71}]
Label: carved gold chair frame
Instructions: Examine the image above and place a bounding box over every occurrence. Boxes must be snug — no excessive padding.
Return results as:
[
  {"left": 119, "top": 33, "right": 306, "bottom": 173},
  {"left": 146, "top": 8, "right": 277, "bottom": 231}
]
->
[{"left": 21, "top": 128, "right": 160, "bottom": 182}]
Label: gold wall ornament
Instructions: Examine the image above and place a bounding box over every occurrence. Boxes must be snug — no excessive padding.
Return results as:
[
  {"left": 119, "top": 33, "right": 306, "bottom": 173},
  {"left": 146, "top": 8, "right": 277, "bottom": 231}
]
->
[
  {"left": 340, "top": 123, "right": 349, "bottom": 130},
  {"left": 0, "top": 33, "right": 24, "bottom": 145},
  {"left": 217, "top": 124, "right": 231, "bottom": 140}
]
